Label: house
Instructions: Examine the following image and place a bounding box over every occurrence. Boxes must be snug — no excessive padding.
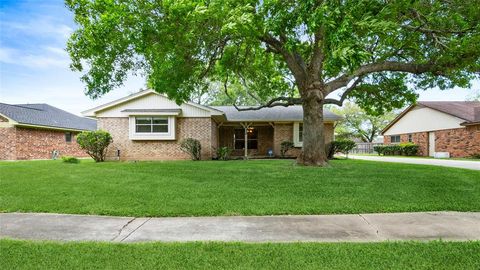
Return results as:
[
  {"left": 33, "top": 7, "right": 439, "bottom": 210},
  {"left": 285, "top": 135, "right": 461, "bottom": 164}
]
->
[
  {"left": 381, "top": 101, "right": 480, "bottom": 157},
  {"left": 82, "top": 90, "right": 341, "bottom": 160},
  {"left": 0, "top": 103, "right": 97, "bottom": 160}
]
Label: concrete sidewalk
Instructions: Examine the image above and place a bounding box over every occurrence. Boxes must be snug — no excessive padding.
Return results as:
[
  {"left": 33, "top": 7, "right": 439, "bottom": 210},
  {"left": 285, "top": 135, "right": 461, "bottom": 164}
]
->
[
  {"left": 1, "top": 212, "right": 479, "bottom": 243},
  {"left": 350, "top": 155, "right": 480, "bottom": 170}
]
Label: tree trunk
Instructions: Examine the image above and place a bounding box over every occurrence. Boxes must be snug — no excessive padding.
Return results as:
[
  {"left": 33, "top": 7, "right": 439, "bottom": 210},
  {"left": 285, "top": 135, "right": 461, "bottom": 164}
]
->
[{"left": 297, "top": 88, "right": 329, "bottom": 166}]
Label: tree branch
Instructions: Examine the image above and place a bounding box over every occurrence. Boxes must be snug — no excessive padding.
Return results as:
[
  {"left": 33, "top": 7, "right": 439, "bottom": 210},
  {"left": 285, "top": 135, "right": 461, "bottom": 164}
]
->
[
  {"left": 324, "top": 77, "right": 363, "bottom": 106},
  {"left": 222, "top": 73, "right": 302, "bottom": 111},
  {"left": 325, "top": 61, "right": 448, "bottom": 93},
  {"left": 260, "top": 34, "right": 307, "bottom": 88},
  {"left": 233, "top": 96, "right": 303, "bottom": 111}
]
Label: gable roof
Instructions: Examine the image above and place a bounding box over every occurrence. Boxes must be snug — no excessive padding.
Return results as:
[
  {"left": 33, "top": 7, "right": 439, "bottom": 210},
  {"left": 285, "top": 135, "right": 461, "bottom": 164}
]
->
[
  {"left": 82, "top": 89, "right": 223, "bottom": 117},
  {"left": 212, "top": 105, "right": 342, "bottom": 122},
  {"left": 381, "top": 101, "right": 480, "bottom": 134},
  {"left": 0, "top": 103, "right": 97, "bottom": 131},
  {"left": 418, "top": 101, "right": 480, "bottom": 122}
]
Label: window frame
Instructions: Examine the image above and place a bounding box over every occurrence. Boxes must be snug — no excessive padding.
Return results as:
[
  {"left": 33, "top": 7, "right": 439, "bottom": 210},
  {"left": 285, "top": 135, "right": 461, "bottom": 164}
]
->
[
  {"left": 65, "top": 132, "right": 73, "bottom": 143},
  {"left": 233, "top": 128, "right": 258, "bottom": 150},
  {"left": 293, "top": 122, "right": 303, "bottom": 147},
  {"left": 129, "top": 116, "right": 176, "bottom": 140},
  {"left": 408, "top": 134, "right": 413, "bottom": 142},
  {"left": 390, "top": 135, "right": 401, "bottom": 143}
]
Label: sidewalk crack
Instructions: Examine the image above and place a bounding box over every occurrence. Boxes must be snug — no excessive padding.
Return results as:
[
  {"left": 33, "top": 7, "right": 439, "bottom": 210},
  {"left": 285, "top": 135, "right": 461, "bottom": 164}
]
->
[
  {"left": 358, "top": 214, "right": 381, "bottom": 238},
  {"left": 112, "top": 217, "right": 136, "bottom": 241},
  {"left": 119, "top": 217, "right": 152, "bottom": 242}
]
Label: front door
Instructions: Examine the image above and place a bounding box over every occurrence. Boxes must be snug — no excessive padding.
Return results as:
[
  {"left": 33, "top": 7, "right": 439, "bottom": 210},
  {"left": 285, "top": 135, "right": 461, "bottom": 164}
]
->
[{"left": 428, "top": 132, "right": 435, "bottom": 157}]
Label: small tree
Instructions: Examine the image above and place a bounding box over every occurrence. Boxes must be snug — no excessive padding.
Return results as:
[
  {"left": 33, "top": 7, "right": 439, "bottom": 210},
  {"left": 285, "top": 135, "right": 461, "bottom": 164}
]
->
[
  {"left": 180, "top": 138, "right": 202, "bottom": 160},
  {"left": 76, "top": 130, "right": 112, "bottom": 162},
  {"left": 280, "top": 141, "right": 294, "bottom": 157}
]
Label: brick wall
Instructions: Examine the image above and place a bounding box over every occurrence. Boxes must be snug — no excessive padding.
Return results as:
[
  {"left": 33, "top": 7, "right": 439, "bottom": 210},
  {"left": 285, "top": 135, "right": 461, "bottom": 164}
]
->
[
  {"left": 273, "top": 123, "right": 334, "bottom": 157},
  {"left": 383, "top": 126, "right": 479, "bottom": 157},
  {"left": 13, "top": 127, "right": 87, "bottom": 160},
  {"left": 435, "top": 125, "right": 480, "bottom": 157},
  {"left": 0, "top": 127, "right": 16, "bottom": 160},
  {"left": 98, "top": 117, "right": 214, "bottom": 160}
]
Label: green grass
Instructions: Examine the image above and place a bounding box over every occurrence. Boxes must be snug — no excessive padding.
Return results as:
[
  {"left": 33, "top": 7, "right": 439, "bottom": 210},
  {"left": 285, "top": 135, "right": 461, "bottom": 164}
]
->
[
  {"left": 1, "top": 239, "right": 479, "bottom": 269},
  {"left": 352, "top": 153, "right": 480, "bottom": 161},
  {"left": 1, "top": 159, "right": 479, "bottom": 217}
]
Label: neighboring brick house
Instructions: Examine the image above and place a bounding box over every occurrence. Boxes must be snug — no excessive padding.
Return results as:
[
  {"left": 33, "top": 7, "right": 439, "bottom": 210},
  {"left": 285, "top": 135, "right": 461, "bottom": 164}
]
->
[
  {"left": 82, "top": 90, "right": 341, "bottom": 160},
  {"left": 0, "top": 103, "right": 96, "bottom": 160},
  {"left": 382, "top": 101, "right": 480, "bottom": 158}
]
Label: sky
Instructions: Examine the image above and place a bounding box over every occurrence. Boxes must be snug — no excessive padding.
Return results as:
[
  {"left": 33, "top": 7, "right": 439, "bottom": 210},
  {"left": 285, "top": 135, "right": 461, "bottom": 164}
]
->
[{"left": 0, "top": 0, "right": 479, "bottom": 116}]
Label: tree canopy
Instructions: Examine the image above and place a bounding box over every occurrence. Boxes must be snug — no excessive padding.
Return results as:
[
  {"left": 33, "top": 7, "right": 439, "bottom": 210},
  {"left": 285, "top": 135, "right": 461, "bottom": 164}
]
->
[
  {"left": 330, "top": 102, "right": 397, "bottom": 142},
  {"left": 67, "top": 0, "right": 480, "bottom": 112}
]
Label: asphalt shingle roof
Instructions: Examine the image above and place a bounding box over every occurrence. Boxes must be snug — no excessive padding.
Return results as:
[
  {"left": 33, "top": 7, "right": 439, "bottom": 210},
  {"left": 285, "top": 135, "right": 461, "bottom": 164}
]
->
[
  {"left": 0, "top": 103, "right": 97, "bottom": 131},
  {"left": 211, "top": 105, "right": 342, "bottom": 122},
  {"left": 418, "top": 101, "right": 480, "bottom": 122}
]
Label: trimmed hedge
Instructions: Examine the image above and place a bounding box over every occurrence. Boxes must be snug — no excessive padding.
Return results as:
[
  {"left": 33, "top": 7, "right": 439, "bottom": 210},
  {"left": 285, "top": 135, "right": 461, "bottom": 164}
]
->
[{"left": 374, "top": 143, "right": 419, "bottom": 156}]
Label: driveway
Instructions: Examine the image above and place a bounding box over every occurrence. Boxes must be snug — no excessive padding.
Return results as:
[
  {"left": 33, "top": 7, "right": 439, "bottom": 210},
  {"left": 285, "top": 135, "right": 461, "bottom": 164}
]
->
[
  {"left": 1, "top": 212, "right": 479, "bottom": 242},
  {"left": 350, "top": 155, "right": 480, "bottom": 170}
]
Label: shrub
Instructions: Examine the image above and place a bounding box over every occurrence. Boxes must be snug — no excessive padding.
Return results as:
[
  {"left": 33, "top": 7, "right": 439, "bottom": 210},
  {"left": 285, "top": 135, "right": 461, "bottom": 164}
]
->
[
  {"left": 328, "top": 139, "right": 356, "bottom": 158},
  {"left": 61, "top": 156, "right": 79, "bottom": 163},
  {"left": 180, "top": 138, "right": 202, "bottom": 160},
  {"left": 399, "top": 142, "right": 419, "bottom": 156},
  {"left": 280, "top": 141, "right": 294, "bottom": 157},
  {"left": 76, "top": 130, "right": 113, "bottom": 162},
  {"left": 469, "top": 153, "right": 480, "bottom": 159},
  {"left": 374, "top": 143, "right": 419, "bottom": 156},
  {"left": 216, "top": 146, "right": 232, "bottom": 161}
]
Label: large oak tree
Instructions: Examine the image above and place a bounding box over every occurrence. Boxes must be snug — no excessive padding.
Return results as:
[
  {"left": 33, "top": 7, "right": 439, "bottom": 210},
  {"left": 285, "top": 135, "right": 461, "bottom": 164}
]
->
[{"left": 66, "top": 0, "right": 480, "bottom": 166}]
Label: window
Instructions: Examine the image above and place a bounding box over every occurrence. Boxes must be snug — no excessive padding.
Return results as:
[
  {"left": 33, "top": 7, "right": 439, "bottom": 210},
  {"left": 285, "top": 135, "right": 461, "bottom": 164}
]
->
[
  {"left": 129, "top": 116, "right": 176, "bottom": 140},
  {"left": 408, "top": 134, "right": 412, "bottom": 142},
  {"left": 299, "top": 123, "right": 303, "bottom": 142},
  {"left": 391, "top": 135, "right": 401, "bottom": 143},
  {"left": 234, "top": 128, "right": 258, "bottom": 150},
  {"left": 65, "top": 132, "right": 72, "bottom": 143},
  {"left": 135, "top": 117, "right": 169, "bottom": 133},
  {"left": 293, "top": 122, "right": 303, "bottom": 147}
]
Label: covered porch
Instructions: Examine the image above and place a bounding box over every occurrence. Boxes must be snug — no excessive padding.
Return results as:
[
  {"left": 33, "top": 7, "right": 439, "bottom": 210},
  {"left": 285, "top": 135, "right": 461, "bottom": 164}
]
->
[{"left": 217, "top": 122, "right": 275, "bottom": 158}]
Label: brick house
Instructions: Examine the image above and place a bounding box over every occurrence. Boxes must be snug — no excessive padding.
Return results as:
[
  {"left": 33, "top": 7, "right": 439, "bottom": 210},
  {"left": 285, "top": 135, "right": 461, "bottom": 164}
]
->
[
  {"left": 0, "top": 103, "right": 96, "bottom": 160},
  {"left": 82, "top": 90, "right": 341, "bottom": 160},
  {"left": 381, "top": 101, "right": 480, "bottom": 157}
]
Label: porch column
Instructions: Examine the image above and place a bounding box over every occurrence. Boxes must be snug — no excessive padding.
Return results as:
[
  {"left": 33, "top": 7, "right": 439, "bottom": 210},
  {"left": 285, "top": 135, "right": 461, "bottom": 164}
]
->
[{"left": 240, "top": 122, "right": 251, "bottom": 159}]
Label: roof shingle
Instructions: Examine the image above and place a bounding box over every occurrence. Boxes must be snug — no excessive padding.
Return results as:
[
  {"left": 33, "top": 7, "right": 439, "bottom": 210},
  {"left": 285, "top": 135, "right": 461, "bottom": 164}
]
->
[
  {"left": 418, "top": 101, "right": 480, "bottom": 122},
  {"left": 0, "top": 103, "right": 97, "bottom": 131},
  {"left": 212, "top": 105, "right": 342, "bottom": 122}
]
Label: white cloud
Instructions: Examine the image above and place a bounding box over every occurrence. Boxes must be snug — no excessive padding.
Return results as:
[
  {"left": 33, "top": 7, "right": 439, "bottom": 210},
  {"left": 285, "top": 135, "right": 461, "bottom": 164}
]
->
[
  {"left": 0, "top": 46, "right": 70, "bottom": 69},
  {"left": 1, "top": 17, "right": 73, "bottom": 40}
]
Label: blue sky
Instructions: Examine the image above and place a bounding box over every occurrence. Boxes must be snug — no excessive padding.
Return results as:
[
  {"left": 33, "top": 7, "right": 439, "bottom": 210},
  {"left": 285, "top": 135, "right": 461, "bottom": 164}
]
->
[{"left": 0, "top": 0, "right": 478, "bottom": 115}]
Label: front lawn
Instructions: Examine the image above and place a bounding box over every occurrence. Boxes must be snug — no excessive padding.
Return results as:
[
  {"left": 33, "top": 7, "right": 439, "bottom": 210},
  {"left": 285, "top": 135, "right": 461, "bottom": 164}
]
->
[
  {"left": 1, "top": 159, "right": 479, "bottom": 217},
  {"left": 1, "top": 240, "right": 479, "bottom": 270}
]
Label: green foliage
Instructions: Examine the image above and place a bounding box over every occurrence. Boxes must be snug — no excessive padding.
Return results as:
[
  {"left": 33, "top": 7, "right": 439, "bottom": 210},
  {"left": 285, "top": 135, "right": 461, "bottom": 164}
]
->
[
  {"left": 66, "top": 0, "right": 480, "bottom": 114},
  {"left": 469, "top": 153, "right": 480, "bottom": 159},
  {"left": 328, "top": 139, "right": 356, "bottom": 158},
  {"left": 374, "top": 143, "right": 419, "bottom": 156},
  {"left": 180, "top": 138, "right": 202, "bottom": 161},
  {"left": 330, "top": 102, "right": 397, "bottom": 142},
  {"left": 216, "top": 146, "right": 232, "bottom": 161},
  {"left": 399, "top": 142, "right": 420, "bottom": 156},
  {"left": 76, "top": 130, "right": 112, "bottom": 162},
  {"left": 280, "top": 141, "right": 294, "bottom": 157},
  {"left": 61, "top": 156, "right": 80, "bottom": 164}
]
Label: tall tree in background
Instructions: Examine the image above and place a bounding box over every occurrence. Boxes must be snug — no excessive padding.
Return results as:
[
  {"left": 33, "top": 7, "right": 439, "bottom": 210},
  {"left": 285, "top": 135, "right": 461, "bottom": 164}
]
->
[
  {"left": 331, "top": 103, "right": 396, "bottom": 142},
  {"left": 66, "top": 0, "right": 480, "bottom": 166}
]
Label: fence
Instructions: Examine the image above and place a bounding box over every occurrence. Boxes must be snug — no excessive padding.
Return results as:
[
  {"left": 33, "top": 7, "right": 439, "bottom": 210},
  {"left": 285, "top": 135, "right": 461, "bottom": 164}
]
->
[{"left": 351, "top": 142, "right": 383, "bottom": 154}]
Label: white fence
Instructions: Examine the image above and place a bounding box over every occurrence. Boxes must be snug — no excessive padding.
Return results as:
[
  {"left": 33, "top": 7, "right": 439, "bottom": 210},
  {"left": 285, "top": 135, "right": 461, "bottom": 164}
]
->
[{"left": 351, "top": 143, "right": 383, "bottom": 154}]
